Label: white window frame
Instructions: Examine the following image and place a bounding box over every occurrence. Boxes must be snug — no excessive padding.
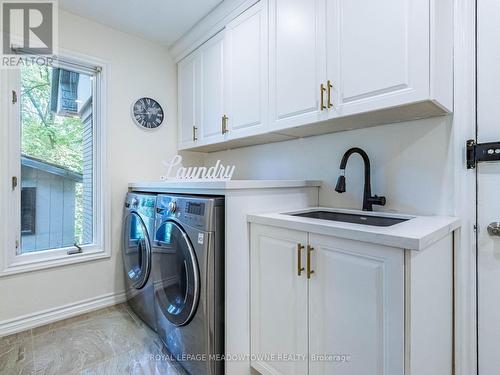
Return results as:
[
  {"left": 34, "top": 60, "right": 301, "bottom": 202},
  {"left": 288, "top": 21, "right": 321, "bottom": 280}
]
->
[{"left": 0, "top": 50, "right": 110, "bottom": 276}]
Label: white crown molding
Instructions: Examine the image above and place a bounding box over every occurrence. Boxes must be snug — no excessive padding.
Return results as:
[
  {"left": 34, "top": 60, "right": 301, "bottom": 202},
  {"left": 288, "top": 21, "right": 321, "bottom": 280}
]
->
[
  {"left": 0, "top": 291, "right": 127, "bottom": 337},
  {"left": 169, "top": 0, "right": 259, "bottom": 62}
]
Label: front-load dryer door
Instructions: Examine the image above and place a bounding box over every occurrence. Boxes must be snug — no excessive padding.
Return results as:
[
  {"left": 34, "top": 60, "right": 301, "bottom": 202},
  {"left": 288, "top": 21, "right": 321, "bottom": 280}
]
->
[
  {"left": 123, "top": 212, "right": 152, "bottom": 289},
  {"left": 154, "top": 220, "right": 200, "bottom": 327}
]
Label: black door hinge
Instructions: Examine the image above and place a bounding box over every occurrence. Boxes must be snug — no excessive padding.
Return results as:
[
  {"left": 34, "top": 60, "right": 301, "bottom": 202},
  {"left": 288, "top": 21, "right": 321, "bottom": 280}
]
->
[
  {"left": 466, "top": 139, "right": 500, "bottom": 169},
  {"left": 12, "top": 90, "right": 17, "bottom": 104}
]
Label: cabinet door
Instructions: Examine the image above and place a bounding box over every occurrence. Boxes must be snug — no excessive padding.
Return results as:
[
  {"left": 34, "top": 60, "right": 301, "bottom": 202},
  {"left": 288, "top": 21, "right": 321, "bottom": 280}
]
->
[
  {"left": 250, "top": 224, "right": 308, "bottom": 375},
  {"left": 200, "top": 32, "right": 226, "bottom": 143},
  {"left": 224, "top": 1, "right": 268, "bottom": 138},
  {"left": 269, "top": 0, "right": 328, "bottom": 131},
  {"left": 178, "top": 53, "right": 200, "bottom": 149},
  {"left": 308, "top": 234, "right": 404, "bottom": 375},
  {"left": 326, "top": 0, "right": 429, "bottom": 117}
]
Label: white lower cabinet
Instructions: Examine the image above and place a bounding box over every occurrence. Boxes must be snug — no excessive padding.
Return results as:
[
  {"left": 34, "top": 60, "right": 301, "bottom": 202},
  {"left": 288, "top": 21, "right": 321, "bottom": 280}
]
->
[
  {"left": 250, "top": 225, "right": 308, "bottom": 375},
  {"left": 250, "top": 224, "right": 432, "bottom": 375},
  {"left": 308, "top": 234, "right": 404, "bottom": 375}
]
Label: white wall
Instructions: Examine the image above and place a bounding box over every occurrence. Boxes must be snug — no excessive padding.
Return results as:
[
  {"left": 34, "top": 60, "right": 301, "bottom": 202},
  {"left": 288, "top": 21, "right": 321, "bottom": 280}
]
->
[
  {"left": 0, "top": 10, "right": 194, "bottom": 323},
  {"left": 204, "top": 115, "right": 455, "bottom": 216}
]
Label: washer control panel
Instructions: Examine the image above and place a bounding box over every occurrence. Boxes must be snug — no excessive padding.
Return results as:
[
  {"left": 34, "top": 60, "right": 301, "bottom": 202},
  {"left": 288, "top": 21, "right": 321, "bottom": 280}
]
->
[{"left": 155, "top": 194, "right": 222, "bottom": 231}]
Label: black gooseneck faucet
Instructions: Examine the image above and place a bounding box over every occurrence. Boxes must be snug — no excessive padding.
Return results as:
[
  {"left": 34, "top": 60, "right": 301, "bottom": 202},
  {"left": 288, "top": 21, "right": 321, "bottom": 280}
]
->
[{"left": 335, "top": 147, "right": 386, "bottom": 211}]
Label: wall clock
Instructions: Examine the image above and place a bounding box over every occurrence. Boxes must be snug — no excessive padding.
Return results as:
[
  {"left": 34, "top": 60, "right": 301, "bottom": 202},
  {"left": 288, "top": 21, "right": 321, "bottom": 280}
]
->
[{"left": 131, "top": 97, "right": 164, "bottom": 130}]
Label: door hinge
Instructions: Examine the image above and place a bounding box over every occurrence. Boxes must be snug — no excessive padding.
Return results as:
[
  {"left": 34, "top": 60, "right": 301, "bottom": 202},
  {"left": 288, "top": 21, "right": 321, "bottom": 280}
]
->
[
  {"left": 15, "top": 239, "right": 19, "bottom": 249},
  {"left": 11, "top": 176, "right": 18, "bottom": 190},
  {"left": 466, "top": 139, "right": 500, "bottom": 169},
  {"left": 12, "top": 90, "right": 17, "bottom": 104}
]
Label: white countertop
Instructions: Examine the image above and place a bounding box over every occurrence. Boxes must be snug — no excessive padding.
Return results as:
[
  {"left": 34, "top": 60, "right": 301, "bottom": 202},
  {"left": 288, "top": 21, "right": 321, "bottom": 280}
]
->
[
  {"left": 248, "top": 207, "right": 460, "bottom": 251},
  {"left": 129, "top": 180, "right": 322, "bottom": 192}
]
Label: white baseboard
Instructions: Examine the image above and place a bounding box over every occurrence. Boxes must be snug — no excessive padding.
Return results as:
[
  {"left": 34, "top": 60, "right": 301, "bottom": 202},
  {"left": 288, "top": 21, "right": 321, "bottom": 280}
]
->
[{"left": 0, "top": 291, "right": 127, "bottom": 337}]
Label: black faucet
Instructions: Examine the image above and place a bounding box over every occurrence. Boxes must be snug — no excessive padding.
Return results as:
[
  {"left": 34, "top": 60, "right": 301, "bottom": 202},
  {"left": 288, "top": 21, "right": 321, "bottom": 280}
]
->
[{"left": 335, "top": 147, "right": 386, "bottom": 211}]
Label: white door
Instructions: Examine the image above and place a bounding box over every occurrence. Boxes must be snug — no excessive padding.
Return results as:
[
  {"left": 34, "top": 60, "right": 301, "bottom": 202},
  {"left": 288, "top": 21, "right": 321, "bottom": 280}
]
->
[
  {"left": 250, "top": 224, "right": 308, "bottom": 375},
  {"left": 477, "top": 0, "right": 500, "bottom": 372},
  {"left": 178, "top": 53, "right": 200, "bottom": 149},
  {"left": 308, "top": 234, "right": 404, "bottom": 375},
  {"left": 269, "top": 0, "right": 328, "bottom": 131},
  {"left": 200, "top": 32, "right": 226, "bottom": 143},
  {"left": 224, "top": 1, "right": 268, "bottom": 138},
  {"left": 326, "top": 0, "right": 429, "bottom": 118}
]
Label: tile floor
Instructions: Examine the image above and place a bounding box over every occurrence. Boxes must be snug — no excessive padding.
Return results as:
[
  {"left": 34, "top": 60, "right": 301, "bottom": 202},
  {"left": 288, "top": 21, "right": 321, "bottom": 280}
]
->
[{"left": 0, "top": 304, "right": 186, "bottom": 375}]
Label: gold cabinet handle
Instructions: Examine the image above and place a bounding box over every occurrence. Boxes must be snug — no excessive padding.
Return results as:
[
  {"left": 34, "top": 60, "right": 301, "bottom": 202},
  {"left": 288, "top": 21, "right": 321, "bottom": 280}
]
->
[
  {"left": 297, "top": 244, "right": 305, "bottom": 276},
  {"left": 320, "top": 84, "right": 327, "bottom": 110},
  {"left": 327, "top": 80, "right": 333, "bottom": 108},
  {"left": 221, "top": 115, "right": 229, "bottom": 134},
  {"left": 192, "top": 126, "right": 198, "bottom": 141},
  {"left": 307, "top": 245, "right": 315, "bottom": 279}
]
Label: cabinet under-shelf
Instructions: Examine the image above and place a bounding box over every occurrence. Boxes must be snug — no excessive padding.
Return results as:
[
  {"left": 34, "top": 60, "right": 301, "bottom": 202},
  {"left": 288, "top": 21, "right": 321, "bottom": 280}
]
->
[{"left": 182, "top": 100, "right": 449, "bottom": 153}]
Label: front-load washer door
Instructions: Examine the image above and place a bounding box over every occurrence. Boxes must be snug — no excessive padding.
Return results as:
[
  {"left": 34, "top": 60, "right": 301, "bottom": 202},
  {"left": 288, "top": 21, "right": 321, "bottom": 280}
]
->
[
  {"left": 123, "top": 212, "right": 151, "bottom": 289},
  {"left": 154, "top": 220, "right": 200, "bottom": 327}
]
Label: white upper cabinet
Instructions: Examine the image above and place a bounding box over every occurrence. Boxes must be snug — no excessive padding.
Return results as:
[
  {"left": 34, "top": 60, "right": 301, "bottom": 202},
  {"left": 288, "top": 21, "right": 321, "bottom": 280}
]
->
[
  {"left": 176, "top": 0, "right": 452, "bottom": 151},
  {"left": 268, "top": 0, "right": 327, "bottom": 131},
  {"left": 178, "top": 53, "right": 200, "bottom": 148},
  {"left": 225, "top": 1, "right": 268, "bottom": 137},
  {"left": 325, "top": 0, "right": 431, "bottom": 117},
  {"left": 200, "top": 32, "right": 226, "bottom": 144}
]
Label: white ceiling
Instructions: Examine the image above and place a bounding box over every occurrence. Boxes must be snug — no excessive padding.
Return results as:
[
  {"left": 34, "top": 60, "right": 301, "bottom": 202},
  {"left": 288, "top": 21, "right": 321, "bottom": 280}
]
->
[{"left": 59, "top": 0, "right": 223, "bottom": 47}]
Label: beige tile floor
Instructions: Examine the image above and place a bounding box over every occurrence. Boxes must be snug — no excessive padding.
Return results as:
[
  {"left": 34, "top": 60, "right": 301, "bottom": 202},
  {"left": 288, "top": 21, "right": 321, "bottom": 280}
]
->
[{"left": 0, "top": 304, "right": 187, "bottom": 375}]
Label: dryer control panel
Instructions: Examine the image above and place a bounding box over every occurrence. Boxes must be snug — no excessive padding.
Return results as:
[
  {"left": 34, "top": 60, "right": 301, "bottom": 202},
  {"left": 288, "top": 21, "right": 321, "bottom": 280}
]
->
[{"left": 125, "top": 193, "right": 156, "bottom": 219}]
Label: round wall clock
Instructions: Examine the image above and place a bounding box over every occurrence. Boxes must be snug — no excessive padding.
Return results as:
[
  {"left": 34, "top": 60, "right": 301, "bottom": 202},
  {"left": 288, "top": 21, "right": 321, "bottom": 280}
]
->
[{"left": 131, "top": 97, "right": 164, "bottom": 130}]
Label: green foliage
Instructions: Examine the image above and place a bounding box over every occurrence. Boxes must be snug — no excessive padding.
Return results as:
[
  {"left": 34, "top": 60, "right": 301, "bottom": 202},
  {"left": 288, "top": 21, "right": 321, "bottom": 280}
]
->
[
  {"left": 20, "top": 65, "right": 83, "bottom": 174},
  {"left": 20, "top": 65, "right": 87, "bottom": 245}
]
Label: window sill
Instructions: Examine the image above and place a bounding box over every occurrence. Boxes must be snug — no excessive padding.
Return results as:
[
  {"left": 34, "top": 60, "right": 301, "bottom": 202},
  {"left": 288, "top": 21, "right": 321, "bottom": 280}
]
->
[{"left": 0, "top": 248, "right": 111, "bottom": 277}]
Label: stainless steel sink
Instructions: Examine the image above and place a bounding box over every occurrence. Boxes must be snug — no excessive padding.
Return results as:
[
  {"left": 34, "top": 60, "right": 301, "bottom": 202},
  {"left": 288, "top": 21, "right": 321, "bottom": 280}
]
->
[{"left": 290, "top": 210, "right": 409, "bottom": 227}]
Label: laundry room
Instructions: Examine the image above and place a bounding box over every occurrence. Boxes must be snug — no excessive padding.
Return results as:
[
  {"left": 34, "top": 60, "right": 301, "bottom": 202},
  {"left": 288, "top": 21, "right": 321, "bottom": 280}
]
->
[{"left": 0, "top": 0, "right": 493, "bottom": 374}]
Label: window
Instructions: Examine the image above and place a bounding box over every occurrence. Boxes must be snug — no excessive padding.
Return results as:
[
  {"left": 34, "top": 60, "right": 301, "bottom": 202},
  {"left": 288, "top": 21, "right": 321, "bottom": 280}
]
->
[
  {"left": 19, "top": 64, "right": 93, "bottom": 253},
  {"left": 2, "top": 54, "right": 108, "bottom": 274}
]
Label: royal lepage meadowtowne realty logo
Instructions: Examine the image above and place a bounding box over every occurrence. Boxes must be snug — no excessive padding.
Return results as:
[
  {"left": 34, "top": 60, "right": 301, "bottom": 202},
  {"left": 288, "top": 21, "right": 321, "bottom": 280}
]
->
[{"left": 1, "top": 0, "right": 57, "bottom": 68}]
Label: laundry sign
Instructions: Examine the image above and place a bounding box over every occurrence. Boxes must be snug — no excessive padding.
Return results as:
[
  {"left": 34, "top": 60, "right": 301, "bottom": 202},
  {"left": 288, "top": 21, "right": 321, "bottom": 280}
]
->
[{"left": 161, "top": 155, "right": 235, "bottom": 181}]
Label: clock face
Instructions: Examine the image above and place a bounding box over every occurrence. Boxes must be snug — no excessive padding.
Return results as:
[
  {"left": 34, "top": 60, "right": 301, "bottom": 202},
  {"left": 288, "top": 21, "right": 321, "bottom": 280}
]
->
[{"left": 132, "top": 97, "right": 164, "bottom": 130}]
